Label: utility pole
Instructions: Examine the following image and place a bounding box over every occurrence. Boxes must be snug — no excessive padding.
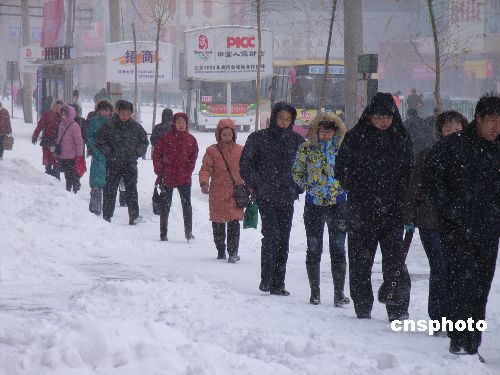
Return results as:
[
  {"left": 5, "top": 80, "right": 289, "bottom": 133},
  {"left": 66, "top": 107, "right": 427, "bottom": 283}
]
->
[
  {"left": 343, "top": 0, "right": 363, "bottom": 128},
  {"left": 255, "top": 0, "right": 262, "bottom": 131},
  {"left": 21, "top": 0, "right": 33, "bottom": 123},
  {"left": 108, "top": 0, "right": 122, "bottom": 105}
]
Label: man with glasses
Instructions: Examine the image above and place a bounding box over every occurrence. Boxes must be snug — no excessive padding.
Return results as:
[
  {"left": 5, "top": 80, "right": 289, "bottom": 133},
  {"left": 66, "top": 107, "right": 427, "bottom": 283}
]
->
[{"left": 335, "top": 93, "right": 413, "bottom": 321}]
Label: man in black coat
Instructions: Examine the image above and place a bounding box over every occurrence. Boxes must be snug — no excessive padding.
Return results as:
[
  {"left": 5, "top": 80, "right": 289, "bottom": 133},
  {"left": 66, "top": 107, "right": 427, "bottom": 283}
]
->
[
  {"left": 150, "top": 108, "right": 173, "bottom": 147},
  {"left": 404, "top": 108, "right": 435, "bottom": 159},
  {"left": 335, "top": 92, "right": 413, "bottom": 321},
  {"left": 95, "top": 100, "right": 149, "bottom": 225},
  {"left": 424, "top": 94, "right": 500, "bottom": 357},
  {"left": 240, "top": 102, "right": 304, "bottom": 296}
]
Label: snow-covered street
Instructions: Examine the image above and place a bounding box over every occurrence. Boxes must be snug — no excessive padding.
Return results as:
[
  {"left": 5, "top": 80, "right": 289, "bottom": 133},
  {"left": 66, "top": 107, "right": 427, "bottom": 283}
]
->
[{"left": 1, "top": 103, "right": 499, "bottom": 374}]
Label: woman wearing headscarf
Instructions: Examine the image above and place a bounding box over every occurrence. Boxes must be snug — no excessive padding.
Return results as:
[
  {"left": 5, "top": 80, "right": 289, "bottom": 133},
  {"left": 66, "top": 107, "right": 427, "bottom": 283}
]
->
[
  {"left": 153, "top": 112, "right": 199, "bottom": 241},
  {"left": 199, "top": 119, "right": 244, "bottom": 263}
]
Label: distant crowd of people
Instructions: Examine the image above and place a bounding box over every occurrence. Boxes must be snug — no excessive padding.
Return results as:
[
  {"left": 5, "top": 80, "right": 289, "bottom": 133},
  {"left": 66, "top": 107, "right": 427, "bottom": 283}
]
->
[{"left": 26, "top": 89, "right": 500, "bottom": 359}]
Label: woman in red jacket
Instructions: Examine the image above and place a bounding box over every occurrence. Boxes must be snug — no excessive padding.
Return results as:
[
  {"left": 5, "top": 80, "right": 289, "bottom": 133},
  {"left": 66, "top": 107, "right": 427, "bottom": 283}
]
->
[
  {"left": 153, "top": 112, "right": 199, "bottom": 241},
  {"left": 32, "top": 99, "right": 63, "bottom": 178}
]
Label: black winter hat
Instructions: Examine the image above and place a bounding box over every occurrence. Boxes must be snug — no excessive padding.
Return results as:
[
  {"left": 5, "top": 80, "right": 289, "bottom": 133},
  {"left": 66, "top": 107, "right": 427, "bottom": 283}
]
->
[
  {"left": 96, "top": 100, "right": 113, "bottom": 112},
  {"left": 366, "top": 92, "right": 397, "bottom": 116},
  {"left": 116, "top": 100, "right": 134, "bottom": 113},
  {"left": 162, "top": 108, "right": 173, "bottom": 123}
]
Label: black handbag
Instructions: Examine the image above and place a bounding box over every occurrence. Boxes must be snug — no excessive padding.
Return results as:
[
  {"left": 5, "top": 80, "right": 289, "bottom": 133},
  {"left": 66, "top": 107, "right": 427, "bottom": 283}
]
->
[
  {"left": 152, "top": 185, "right": 161, "bottom": 215},
  {"left": 217, "top": 145, "right": 250, "bottom": 208},
  {"left": 378, "top": 265, "right": 411, "bottom": 305},
  {"left": 378, "top": 231, "right": 413, "bottom": 305}
]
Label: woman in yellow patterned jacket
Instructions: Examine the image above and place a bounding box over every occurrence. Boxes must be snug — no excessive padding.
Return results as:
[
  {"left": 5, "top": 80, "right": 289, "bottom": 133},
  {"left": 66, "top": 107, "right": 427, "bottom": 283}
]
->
[{"left": 292, "top": 112, "right": 349, "bottom": 306}]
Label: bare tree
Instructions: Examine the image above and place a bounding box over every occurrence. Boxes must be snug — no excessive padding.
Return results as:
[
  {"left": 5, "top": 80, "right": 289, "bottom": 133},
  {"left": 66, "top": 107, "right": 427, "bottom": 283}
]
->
[
  {"left": 255, "top": 0, "right": 262, "bottom": 131},
  {"left": 410, "top": 0, "right": 473, "bottom": 112},
  {"left": 427, "top": 0, "right": 442, "bottom": 111},
  {"left": 144, "top": 0, "right": 174, "bottom": 129},
  {"left": 132, "top": 23, "right": 138, "bottom": 119},
  {"left": 318, "top": 0, "right": 338, "bottom": 113}
]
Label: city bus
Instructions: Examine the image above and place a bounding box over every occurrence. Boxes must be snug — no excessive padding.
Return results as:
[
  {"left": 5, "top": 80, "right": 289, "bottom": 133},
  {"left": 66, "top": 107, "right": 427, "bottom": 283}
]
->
[
  {"left": 272, "top": 59, "right": 346, "bottom": 124},
  {"left": 188, "top": 59, "right": 345, "bottom": 131}
]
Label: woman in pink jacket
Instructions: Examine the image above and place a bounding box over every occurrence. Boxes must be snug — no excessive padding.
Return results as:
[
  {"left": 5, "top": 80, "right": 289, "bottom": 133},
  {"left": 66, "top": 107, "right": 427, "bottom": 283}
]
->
[{"left": 56, "top": 105, "right": 84, "bottom": 193}]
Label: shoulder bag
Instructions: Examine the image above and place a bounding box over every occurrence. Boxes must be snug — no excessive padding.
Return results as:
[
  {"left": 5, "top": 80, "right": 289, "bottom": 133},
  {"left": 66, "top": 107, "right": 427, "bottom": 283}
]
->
[{"left": 217, "top": 145, "right": 251, "bottom": 208}]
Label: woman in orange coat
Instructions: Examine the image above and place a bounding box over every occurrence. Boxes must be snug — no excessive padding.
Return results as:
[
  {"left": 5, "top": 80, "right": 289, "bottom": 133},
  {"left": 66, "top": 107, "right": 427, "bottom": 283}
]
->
[{"left": 199, "top": 119, "right": 244, "bottom": 263}]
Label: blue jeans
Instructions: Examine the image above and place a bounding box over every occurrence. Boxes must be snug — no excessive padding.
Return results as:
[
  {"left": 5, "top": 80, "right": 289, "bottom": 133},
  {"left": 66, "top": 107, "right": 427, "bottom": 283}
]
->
[
  {"left": 303, "top": 202, "right": 347, "bottom": 266},
  {"left": 258, "top": 199, "right": 295, "bottom": 291},
  {"left": 419, "top": 229, "right": 447, "bottom": 321}
]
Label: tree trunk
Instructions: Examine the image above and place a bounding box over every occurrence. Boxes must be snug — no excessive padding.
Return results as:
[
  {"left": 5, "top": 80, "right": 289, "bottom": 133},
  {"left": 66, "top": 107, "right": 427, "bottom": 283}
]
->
[
  {"left": 152, "top": 20, "right": 161, "bottom": 131},
  {"left": 255, "top": 0, "right": 262, "bottom": 131},
  {"left": 132, "top": 23, "right": 139, "bottom": 122},
  {"left": 319, "top": 0, "right": 337, "bottom": 114},
  {"left": 427, "top": 0, "right": 442, "bottom": 112}
]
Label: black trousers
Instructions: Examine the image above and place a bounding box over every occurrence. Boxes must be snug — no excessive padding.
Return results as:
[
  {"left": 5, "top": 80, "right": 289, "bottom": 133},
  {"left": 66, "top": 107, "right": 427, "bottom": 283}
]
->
[
  {"left": 303, "top": 201, "right": 347, "bottom": 265},
  {"left": 59, "top": 159, "right": 81, "bottom": 193},
  {"left": 348, "top": 222, "right": 410, "bottom": 318},
  {"left": 444, "top": 233, "right": 498, "bottom": 352},
  {"left": 0, "top": 135, "right": 4, "bottom": 157},
  {"left": 103, "top": 161, "right": 139, "bottom": 221},
  {"left": 258, "top": 199, "right": 295, "bottom": 291},
  {"left": 159, "top": 184, "right": 192, "bottom": 239},
  {"left": 212, "top": 221, "right": 240, "bottom": 256}
]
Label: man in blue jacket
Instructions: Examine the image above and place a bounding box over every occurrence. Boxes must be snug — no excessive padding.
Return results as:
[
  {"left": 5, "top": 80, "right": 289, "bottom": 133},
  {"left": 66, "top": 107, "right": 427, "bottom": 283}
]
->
[{"left": 240, "top": 102, "right": 304, "bottom": 296}]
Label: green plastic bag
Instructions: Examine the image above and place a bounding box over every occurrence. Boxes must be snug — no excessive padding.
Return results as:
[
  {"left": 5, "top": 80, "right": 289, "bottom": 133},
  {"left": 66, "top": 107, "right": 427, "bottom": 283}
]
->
[{"left": 243, "top": 202, "right": 259, "bottom": 229}]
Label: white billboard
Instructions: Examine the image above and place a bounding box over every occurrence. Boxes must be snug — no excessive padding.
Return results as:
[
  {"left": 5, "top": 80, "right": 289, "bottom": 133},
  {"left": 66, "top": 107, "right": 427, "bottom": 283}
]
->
[
  {"left": 185, "top": 26, "right": 273, "bottom": 81},
  {"left": 105, "top": 41, "right": 173, "bottom": 84},
  {"left": 20, "top": 44, "right": 44, "bottom": 73}
]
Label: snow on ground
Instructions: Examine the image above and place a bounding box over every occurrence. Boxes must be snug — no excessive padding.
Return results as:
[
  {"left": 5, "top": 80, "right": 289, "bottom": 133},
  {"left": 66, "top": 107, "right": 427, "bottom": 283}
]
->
[{"left": 0, "top": 102, "right": 499, "bottom": 374}]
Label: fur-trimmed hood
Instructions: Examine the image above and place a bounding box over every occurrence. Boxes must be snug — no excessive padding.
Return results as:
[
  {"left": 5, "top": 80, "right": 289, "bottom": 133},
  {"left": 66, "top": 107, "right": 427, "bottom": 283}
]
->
[{"left": 307, "top": 112, "right": 346, "bottom": 147}]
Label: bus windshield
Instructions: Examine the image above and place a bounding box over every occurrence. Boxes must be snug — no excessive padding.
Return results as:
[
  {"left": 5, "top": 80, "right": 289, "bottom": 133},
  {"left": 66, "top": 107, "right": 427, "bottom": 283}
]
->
[
  {"left": 200, "top": 81, "right": 256, "bottom": 104},
  {"left": 290, "top": 64, "right": 345, "bottom": 112}
]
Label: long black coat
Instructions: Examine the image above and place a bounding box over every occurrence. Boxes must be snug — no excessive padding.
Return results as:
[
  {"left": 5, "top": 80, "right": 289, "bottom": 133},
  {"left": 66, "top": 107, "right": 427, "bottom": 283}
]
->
[
  {"left": 150, "top": 109, "right": 173, "bottom": 147},
  {"left": 335, "top": 111, "right": 413, "bottom": 225},
  {"left": 424, "top": 122, "right": 500, "bottom": 241},
  {"left": 404, "top": 147, "right": 440, "bottom": 230},
  {"left": 403, "top": 114, "right": 435, "bottom": 159},
  {"left": 95, "top": 117, "right": 149, "bottom": 164},
  {"left": 240, "top": 102, "right": 304, "bottom": 204}
]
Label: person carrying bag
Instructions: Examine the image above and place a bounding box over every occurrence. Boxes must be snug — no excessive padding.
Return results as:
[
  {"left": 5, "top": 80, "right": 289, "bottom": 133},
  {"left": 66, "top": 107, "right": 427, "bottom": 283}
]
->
[{"left": 199, "top": 119, "right": 245, "bottom": 263}]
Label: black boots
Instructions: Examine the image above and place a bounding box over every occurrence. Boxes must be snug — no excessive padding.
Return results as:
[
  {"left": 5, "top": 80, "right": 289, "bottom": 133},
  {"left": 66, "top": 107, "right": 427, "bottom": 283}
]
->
[
  {"left": 89, "top": 187, "right": 102, "bottom": 215},
  {"left": 183, "top": 206, "right": 193, "bottom": 241},
  {"left": 306, "top": 263, "right": 321, "bottom": 305},
  {"left": 160, "top": 206, "right": 169, "bottom": 241},
  {"left": 213, "top": 221, "right": 240, "bottom": 262},
  {"left": 306, "top": 262, "right": 350, "bottom": 306},
  {"left": 332, "top": 262, "right": 350, "bottom": 307}
]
